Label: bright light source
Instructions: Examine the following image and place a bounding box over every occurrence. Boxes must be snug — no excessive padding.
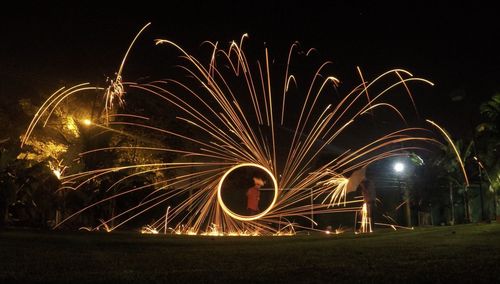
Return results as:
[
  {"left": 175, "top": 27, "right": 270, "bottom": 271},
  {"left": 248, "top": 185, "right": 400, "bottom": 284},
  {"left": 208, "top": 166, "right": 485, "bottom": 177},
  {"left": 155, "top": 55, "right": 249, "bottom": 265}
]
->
[
  {"left": 52, "top": 169, "right": 62, "bottom": 180},
  {"left": 82, "top": 119, "right": 92, "bottom": 126},
  {"left": 393, "top": 162, "right": 405, "bottom": 173}
]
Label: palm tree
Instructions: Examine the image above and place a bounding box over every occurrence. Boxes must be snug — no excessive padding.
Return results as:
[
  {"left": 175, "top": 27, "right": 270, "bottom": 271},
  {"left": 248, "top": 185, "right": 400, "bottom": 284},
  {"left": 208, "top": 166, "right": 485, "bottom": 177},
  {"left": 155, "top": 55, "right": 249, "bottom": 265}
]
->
[
  {"left": 476, "top": 93, "right": 500, "bottom": 220},
  {"left": 432, "top": 139, "right": 473, "bottom": 224}
]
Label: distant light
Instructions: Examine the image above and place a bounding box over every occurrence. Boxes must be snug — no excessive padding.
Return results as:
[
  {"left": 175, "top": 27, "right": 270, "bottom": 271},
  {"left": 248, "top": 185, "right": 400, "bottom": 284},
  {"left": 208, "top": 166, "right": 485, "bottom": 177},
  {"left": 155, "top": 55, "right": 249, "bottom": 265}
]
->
[
  {"left": 393, "top": 162, "right": 405, "bottom": 173},
  {"left": 83, "top": 119, "right": 92, "bottom": 126}
]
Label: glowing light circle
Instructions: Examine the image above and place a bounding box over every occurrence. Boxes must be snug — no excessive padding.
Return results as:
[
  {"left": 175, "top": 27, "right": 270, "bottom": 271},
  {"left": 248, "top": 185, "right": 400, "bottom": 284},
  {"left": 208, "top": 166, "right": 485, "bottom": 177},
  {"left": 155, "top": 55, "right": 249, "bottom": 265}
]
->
[{"left": 217, "top": 163, "right": 278, "bottom": 221}]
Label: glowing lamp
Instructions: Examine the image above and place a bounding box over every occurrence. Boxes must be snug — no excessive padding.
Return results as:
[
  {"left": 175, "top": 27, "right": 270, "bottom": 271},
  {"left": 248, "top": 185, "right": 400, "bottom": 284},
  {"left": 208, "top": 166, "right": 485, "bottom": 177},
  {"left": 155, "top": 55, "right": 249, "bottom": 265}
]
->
[
  {"left": 393, "top": 162, "right": 405, "bottom": 173},
  {"left": 82, "top": 119, "right": 92, "bottom": 126}
]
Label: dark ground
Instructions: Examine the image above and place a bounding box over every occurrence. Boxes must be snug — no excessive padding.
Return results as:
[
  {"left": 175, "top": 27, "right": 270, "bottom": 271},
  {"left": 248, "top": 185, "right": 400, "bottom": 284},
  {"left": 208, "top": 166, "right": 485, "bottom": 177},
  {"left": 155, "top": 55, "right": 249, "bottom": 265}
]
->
[{"left": 1, "top": 223, "right": 500, "bottom": 283}]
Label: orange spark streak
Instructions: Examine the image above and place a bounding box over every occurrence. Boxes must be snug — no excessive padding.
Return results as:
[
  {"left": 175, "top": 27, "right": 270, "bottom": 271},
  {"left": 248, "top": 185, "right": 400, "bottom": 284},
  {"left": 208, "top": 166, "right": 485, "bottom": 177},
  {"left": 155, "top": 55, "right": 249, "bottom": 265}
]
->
[{"left": 426, "top": 119, "right": 469, "bottom": 186}]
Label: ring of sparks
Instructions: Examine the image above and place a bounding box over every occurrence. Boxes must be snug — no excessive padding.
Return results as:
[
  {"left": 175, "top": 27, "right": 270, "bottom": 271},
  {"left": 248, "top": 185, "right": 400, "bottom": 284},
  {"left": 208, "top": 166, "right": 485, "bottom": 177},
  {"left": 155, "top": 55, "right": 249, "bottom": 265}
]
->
[{"left": 217, "top": 163, "right": 278, "bottom": 221}]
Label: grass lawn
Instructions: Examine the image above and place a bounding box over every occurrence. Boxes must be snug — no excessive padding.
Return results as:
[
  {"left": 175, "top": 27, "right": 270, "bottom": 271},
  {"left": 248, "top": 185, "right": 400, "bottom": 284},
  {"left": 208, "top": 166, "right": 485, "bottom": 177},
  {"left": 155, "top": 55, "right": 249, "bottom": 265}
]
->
[{"left": 1, "top": 223, "right": 500, "bottom": 283}]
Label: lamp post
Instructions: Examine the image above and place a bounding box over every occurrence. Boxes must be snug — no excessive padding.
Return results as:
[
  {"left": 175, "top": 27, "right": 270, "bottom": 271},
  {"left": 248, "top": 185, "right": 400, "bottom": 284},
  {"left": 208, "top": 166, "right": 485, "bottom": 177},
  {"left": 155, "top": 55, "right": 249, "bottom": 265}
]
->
[
  {"left": 394, "top": 162, "right": 411, "bottom": 227},
  {"left": 474, "top": 156, "right": 491, "bottom": 222}
]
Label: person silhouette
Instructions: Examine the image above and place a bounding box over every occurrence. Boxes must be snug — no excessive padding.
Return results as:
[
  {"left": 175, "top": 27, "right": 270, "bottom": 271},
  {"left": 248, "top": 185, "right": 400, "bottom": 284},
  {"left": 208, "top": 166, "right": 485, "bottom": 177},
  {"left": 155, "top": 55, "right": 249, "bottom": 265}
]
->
[{"left": 246, "top": 176, "right": 265, "bottom": 215}]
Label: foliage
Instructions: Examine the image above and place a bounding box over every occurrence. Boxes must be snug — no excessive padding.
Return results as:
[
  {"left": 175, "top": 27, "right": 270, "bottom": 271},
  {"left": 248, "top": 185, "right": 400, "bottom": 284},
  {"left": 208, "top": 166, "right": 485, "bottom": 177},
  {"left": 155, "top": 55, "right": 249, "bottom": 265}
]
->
[
  {"left": 433, "top": 139, "right": 472, "bottom": 188},
  {"left": 475, "top": 93, "right": 500, "bottom": 216}
]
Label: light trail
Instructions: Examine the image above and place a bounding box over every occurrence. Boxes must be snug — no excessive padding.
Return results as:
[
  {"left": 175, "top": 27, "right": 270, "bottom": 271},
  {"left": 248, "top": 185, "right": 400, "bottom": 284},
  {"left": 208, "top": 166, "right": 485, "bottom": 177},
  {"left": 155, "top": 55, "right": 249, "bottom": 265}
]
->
[{"left": 22, "top": 26, "right": 439, "bottom": 235}]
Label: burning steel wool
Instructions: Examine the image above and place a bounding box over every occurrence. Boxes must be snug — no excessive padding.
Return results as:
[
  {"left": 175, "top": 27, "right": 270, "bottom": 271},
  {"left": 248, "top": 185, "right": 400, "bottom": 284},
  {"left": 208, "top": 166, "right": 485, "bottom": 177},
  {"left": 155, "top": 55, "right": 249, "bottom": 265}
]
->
[{"left": 22, "top": 23, "right": 445, "bottom": 236}]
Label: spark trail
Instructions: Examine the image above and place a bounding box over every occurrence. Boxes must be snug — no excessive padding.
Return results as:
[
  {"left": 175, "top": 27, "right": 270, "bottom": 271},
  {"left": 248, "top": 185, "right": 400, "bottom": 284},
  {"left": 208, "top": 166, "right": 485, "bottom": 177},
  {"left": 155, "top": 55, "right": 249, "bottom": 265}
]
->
[{"left": 22, "top": 25, "right": 439, "bottom": 235}]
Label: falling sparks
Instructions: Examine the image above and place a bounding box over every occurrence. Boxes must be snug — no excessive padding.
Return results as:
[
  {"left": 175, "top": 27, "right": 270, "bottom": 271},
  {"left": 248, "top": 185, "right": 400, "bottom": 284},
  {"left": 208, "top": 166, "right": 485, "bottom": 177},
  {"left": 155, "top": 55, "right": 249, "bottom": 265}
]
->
[
  {"left": 359, "top": 203, "right": 372, "bottom": 234},
  {"left": 103, "top": 23, "right": 151, "bottom": 124},
  {"left": 22, "top": 25, "right": 440, "bottom": 236},
  {"left": 325, "top": 226, "right": 345, "bottom": 235},
  {"left": 141, "top": 225, "right": 159, "bottom": 234},
  {"left": 426, "top": 119, "right": 469, "bottom": 186},
  {"left": 49, "top": 159, "right": 67, "bottom": 180}
]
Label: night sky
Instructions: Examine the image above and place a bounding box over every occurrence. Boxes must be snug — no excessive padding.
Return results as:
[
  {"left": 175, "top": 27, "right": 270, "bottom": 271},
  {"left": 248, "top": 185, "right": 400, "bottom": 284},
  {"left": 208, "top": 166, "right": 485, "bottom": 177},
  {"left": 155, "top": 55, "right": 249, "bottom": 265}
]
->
[{"left": 2, "top": 1, "right": 499, "bottom": 137}]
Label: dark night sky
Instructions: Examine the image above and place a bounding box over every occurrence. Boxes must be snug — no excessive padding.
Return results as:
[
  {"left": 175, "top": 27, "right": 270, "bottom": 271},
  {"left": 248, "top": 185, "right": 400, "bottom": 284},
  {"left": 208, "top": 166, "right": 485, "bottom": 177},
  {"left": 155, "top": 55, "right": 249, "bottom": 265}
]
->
[{"left": 2, "top": 1, "right": 500, "bottom": 137}]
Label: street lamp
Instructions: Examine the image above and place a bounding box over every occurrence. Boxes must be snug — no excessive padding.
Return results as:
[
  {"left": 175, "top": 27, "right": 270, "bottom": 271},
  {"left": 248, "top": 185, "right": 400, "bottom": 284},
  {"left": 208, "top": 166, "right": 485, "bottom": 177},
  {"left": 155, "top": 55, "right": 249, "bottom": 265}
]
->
[
  {"left": 393, "top": 161, "right": 411, "bottom": 227},
  {"left": 82, "top": 118, "right": 92, "bottom": 126},
  {"left": 393, "top": 162, "right": 405, "bottom": 173}
]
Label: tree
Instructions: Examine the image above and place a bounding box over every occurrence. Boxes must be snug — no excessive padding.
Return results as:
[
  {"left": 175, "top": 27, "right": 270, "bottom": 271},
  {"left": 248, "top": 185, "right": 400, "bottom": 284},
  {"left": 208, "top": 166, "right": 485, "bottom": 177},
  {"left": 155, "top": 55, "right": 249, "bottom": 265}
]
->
[
  {"left": 0, "top": 144, "right": 19, "bottom": 226},
  {"left": 430, "top": 139, "right": 473, "bottom": 224},
  {"left": 0, "top": 94, "right": 30, "bottom": 226},
  {"left": 476, "top": 93, "right": 500, "bottom": 220},
  {"left": 16, "top": 97, "right": 88, "bottom": 226}
]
